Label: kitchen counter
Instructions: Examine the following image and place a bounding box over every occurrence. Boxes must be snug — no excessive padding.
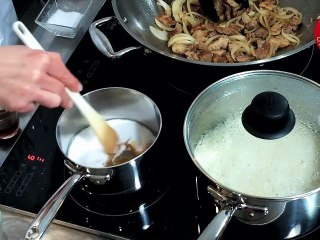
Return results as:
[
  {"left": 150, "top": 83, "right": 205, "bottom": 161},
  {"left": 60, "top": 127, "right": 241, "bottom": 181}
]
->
[{"left": 1, "top": 207, "right": 107, "bottom": 240}]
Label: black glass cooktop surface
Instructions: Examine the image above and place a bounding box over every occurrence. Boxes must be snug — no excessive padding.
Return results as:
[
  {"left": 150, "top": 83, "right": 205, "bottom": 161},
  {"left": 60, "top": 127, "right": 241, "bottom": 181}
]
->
[{"left": 1, "top": 1, "right": 320, "bottom": 240}]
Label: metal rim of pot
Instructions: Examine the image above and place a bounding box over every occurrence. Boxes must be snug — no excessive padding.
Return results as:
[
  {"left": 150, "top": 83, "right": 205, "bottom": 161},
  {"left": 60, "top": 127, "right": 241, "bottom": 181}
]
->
[
  {"left": 89, "top": 0, "right": 318, "bottom": 66},
  {"left": 183, "top": 70, "right": 320, "bottom": 239},
  {"left": 24, "top": 87, "right": 162, "bottom": 240},
  {"left": 184, "top": 70, "right": 320, "bottom": 200}
]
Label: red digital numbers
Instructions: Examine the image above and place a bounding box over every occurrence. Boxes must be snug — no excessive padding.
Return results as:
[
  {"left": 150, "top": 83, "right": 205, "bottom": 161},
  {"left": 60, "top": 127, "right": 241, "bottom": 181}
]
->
[{"left": 27, "top": 154, "right": 45, "bottom": 162}]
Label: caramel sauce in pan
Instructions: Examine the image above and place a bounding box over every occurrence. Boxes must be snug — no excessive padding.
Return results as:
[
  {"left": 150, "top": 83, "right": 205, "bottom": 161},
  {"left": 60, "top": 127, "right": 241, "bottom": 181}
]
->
[
  {"left": 67, "top": 119, "right": 156, "bottom": 169},
  {"left": 106, "top": 141, "right": 150, "bottom": 167}
]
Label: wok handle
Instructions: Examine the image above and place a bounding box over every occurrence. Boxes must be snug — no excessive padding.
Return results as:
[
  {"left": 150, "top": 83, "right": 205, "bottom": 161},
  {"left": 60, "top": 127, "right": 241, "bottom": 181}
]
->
[
  {"left": 24, "top": 173, "right": 85, "bottom": 240},
  {"left": 89, "top": 16, "right": 142, "bottom": 59},
  {"left": 198, "top": 205, "right": 236, "bottom": 240}
]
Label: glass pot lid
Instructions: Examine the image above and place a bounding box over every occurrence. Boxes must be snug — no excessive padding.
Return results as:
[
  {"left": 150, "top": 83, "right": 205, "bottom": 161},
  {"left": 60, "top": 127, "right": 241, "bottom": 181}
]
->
[{"left": 184, "top": 70, "right": 320, "bottom": 198}]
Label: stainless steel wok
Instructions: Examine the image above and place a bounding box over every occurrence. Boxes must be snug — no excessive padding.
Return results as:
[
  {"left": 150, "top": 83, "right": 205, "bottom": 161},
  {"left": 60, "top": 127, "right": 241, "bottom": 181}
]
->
[{"left": 89, "top": 0, "right": 320, "bottom": 66}]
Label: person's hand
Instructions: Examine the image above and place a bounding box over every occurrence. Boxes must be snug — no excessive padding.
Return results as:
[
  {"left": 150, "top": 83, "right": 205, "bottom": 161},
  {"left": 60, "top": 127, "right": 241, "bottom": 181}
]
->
[{"left": 0, "top": 45, "right": 83, "bottom": 112}]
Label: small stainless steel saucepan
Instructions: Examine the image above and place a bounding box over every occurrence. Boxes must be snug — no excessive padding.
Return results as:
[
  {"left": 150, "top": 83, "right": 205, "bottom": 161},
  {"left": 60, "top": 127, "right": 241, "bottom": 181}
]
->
[{"left": 24, "top": 87, "right": 162, "bottom": 240}]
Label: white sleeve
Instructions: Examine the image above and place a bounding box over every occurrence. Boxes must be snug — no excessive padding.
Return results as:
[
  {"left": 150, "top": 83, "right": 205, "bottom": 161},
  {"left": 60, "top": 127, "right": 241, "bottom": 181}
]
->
[{"left": 0, "top": 0, "right": 18, "bottom": 46}]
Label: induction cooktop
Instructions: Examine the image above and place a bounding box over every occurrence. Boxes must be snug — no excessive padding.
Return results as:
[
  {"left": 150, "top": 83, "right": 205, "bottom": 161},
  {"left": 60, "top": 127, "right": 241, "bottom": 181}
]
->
[{"left": 1, "top": 1, "right": 320, "bottom": 239}]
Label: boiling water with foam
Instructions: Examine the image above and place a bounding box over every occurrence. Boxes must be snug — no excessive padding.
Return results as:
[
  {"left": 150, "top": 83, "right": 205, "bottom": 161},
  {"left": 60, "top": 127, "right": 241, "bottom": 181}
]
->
[{"left": 194, "top": 112, "right": 320, "bottom": 197}]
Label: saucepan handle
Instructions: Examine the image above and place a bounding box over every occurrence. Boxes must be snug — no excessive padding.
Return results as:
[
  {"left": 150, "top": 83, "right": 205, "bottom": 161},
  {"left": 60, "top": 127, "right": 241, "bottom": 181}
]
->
[
  {"left": 24, "top": 172, "right": 85, "bottom": 240},
  {"left": 89, "top": 16, "right": 142, "bottom": 59},
  {"left": 198, "top": 205, "right": 237, "bottom": 240}
]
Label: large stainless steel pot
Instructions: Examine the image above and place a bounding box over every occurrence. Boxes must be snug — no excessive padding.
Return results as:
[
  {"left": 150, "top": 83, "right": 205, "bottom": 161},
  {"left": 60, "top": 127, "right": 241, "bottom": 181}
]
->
[
  {"left": 24, "top": 87, "right": 162, "bottom": 240},
  {"left": 183, "top": 70, "right": 320, "bottom": 239},
  {"left": 89, "top": 0, "right": 319, "bottom": 66}
]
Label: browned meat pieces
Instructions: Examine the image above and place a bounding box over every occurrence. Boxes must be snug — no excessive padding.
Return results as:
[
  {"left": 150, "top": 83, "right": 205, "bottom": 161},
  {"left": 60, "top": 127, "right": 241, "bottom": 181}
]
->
[
  {"left": 254, "top": 40, "right": 271, "bottom": 59},
  {"left": 198, "top": 50, "right": 213, "bottom": 62},
  {"left": 253, "top": 28, "right": 269, "bottom": 39},
  {"left": 156, "top": 15, "right": 176, "bottom": 28},
  {"left": 259, "top": 0, "right": 278, "bottom": 11},
  {"left": 168, "top": 23, "right": 183, "bottom": 37},
  {"left": 157, "top": 0, "right": 302, "bottom": 63},
  {"left": 216, "top": 24, "right": 242, "bottom": 35}
]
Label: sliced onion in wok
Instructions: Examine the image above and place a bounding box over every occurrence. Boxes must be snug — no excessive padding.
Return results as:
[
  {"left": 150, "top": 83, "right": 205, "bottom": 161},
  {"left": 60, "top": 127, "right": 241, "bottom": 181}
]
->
[
  {"left": 150, "top": 26, "right": 169, "bottom": 41},
  {"left": 157, "top": 0, "right": 172, "bottom": 16}
]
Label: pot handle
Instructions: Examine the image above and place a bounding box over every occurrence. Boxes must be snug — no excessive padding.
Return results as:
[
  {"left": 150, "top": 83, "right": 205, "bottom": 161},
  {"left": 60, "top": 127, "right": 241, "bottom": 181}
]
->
[
  {"left": 198, "top": 205, "right": 236, "bottom": 240},
  {"left": 89, "top": 16, "right": 142, "bottom": 59},
  {"left": 24, "top": 172, "right": 85, "bottom": 240}
]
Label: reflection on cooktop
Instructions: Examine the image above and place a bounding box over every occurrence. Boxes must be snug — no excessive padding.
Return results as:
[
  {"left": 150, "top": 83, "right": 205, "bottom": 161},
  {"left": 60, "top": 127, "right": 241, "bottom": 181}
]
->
[
  {"left": 66, "top": 155, "right": 172, "bottom": 216},
  {"left": 69, "top": 181, "right": 170, "bottom": 216}
]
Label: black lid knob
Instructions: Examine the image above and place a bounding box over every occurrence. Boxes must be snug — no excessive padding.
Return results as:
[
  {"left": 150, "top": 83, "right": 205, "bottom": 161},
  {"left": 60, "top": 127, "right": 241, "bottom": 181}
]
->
[{"left": 241, "top": 92, "right": 295, "bottom": 139}]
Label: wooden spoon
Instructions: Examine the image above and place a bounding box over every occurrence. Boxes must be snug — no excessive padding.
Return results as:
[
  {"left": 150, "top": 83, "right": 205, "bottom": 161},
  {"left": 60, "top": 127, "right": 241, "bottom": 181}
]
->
[
  {"left": 12, "top": 21, "right": 119, "bottom": 155},
  {"left": 198, "top": 0, "right": 249, "bottom": 22}
]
